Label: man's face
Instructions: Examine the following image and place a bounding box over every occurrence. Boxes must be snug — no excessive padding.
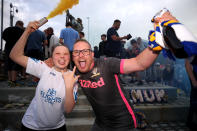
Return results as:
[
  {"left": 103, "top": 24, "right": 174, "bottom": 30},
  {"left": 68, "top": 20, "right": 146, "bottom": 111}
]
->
[
  {"left": 101, "top": 36, "right": 106, "bottom": 41},
  {"left": 137, "top": 38, "right": 142, "bottom": 44},
  {"left": 17, "top": 23, "right": 24, "bottom": 29},
  {"left": 132, "top": 43, "right": 138, "bottom": 48},
  {"left": 52, "top": 46, "right": 70, "bottom": 72},
  {"left": 114, "top": 22, "right": 120, "bottom": 30},
  {"left": 72, "top": 41, "right": 94, "bottom": 73}
]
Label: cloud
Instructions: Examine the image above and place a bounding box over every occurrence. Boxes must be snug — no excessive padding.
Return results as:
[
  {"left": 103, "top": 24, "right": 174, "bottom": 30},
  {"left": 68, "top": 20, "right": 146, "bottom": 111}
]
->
[{"left": 2, "top": 0, "right": 197, "bottom": 48}]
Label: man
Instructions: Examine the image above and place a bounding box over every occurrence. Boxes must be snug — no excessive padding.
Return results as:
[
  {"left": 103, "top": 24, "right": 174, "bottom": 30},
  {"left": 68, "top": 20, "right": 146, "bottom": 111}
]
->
[
  {"left": 25, "top": 29, "right": 47, "bottom": 61},
  {"left": 59, "top": 22, "right": 79, "bottom": 52},
  {"left": 79, "top": 31, "right": 85, "bottom": 40},
  {"left": 185, "top": 57, "right": 197, "bottom": 130},
  {"left": 45, "top": 27, "right": 59, "bottom": 57},
  {"left": 72, "top": 39, "right": 160, "bottom": 130},
  {"left": 127, "top": 39, "right": 140, "bottom": 58},
  {"left": 127, "top": 39, "right": 143, "bottom": 84},
  {"left": 93, "top": 46, "right": 100, "bottom": 58},
  {"left": 99, "top": 34, "right": 108, "bottom": 57},
  {"left": 136, "top": 37, "right": 146, "bottom": 51},
  {"left": 106, "top": 19, "right": 130, "bottom": 58},
  {"left": 162, "top": 64, "right": 174, "bottom": 86},
  {"left": 2, "top": 20, "right": 24, "bottom": 86},
  {"left": 60, "top": 22, "right": 79, "bottom": 69}
]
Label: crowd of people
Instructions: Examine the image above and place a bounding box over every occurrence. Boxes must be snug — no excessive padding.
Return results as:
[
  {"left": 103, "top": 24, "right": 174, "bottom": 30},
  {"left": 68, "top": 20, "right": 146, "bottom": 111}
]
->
[
  {"left": 1, "top": 10, "right": 196, "bottom": 131},
  {"left": 2, "top": 19, "right": 189, "bottom": 89},
  {"left": 1, "top": 19, "right": 85, "bottom": 86},
  {"left": 95, "top": 29, "right": 188, "bottom": 89}
]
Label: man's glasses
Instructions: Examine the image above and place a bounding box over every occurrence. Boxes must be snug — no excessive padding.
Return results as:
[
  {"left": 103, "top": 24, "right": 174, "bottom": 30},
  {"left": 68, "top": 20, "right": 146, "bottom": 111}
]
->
[{"left": 72, "top": 49, "right": 92, "bottom": 57}]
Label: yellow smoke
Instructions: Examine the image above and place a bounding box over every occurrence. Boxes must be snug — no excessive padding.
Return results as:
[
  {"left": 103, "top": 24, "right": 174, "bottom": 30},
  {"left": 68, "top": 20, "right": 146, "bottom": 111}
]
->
[{"left": 47, "top": 0, "right": 79, "bottom": 19}]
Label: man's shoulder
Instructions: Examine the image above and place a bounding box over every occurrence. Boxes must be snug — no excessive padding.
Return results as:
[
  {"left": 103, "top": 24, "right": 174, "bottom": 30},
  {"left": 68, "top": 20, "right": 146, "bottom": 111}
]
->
[
  {"left": 62, "top": 28, "right": 78, "bottom": 33},
  {"left": 37, "top": 30, "right": 45, "bottom": 35},
  {"left": 71, "top": 28, "right": 79, "bottom": 34},
  {"left": 3, "top": 27, "right": 24, "bottom": 39},
  {"left": 3, "top": 27, "right": 12, "bottom": 32},
  {"left": 99, "top": 41, "right": 104, "bottom": 45},
  {"left": 60, "top": 28, "right": 68, "bottom": 32},
  {"left": 107, "top": 27, "right": 116, "bottom": 35},
  {"left": 107, "top": 27, "right": 114, "bottom": 32},
  {"left": 30, "top": 30, "right": 45, "bottom": 37},
  {"left": 4, "top": 26, "right": 22, "bottom": 32}
]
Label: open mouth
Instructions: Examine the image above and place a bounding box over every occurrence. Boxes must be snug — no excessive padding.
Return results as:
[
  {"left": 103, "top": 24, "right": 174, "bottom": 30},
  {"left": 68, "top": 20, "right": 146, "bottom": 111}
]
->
[
  {"left": 79, "top": 60, "right": 86, "bottom": 69},
  {"left": 58, "top": 59, "right": 65, "bottom": 65}
]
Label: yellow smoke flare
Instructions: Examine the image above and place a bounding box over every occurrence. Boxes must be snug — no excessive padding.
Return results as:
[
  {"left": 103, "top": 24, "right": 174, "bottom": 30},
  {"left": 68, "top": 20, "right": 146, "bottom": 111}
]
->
[{"left": 47, "top": 0, "right": 79, "bottom": 19}]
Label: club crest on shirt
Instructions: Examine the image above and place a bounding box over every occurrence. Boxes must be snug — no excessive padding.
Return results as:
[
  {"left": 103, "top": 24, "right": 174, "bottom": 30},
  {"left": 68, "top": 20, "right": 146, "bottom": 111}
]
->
[{"left": 91, "top": 67, "right": 100, "bottom": 78}]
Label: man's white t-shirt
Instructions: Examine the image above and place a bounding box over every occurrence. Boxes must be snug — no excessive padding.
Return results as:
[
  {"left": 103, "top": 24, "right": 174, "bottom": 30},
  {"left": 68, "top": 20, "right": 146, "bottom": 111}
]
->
[{"left": 22, "top": 58, "right": 77, "bottom": 130}]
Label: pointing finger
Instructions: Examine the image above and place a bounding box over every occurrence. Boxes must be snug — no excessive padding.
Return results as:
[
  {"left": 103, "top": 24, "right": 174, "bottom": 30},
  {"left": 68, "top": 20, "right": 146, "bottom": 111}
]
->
[{"left": 72, "top": 66, "right": 77, "bottom": 75}]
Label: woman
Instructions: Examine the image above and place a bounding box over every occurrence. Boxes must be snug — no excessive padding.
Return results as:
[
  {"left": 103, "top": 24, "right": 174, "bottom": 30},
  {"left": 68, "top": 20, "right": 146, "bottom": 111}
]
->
[{"left": 10, "top": 21, "right": 79, "bottom": 131}]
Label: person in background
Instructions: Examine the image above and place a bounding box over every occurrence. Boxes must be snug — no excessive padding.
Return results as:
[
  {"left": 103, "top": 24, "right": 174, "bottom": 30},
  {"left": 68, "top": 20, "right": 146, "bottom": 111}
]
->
[
  {"left": 185, "top": 57, "right": 197, "bottom": 131},
  {"left": 127, "top": 39, "right": 143, "bottom": 85},
  {"left": 99, "top": 34, "right": 108, "bottom": 57},
  {"left": 25, "top": 29, "right": 47, "bottom": 61},
  {"left": 136, "top": 37, "right": 146, "bottom": 82},
  {"left": 174, "top": 59, "right": 191, "bottom": 95},
  {"left": 47, "top": 27, "right": 59, "bottom": 57},
  {"left": 10, "top": 20, "right": 79, "bottom": 131},
  {"left": 120, "top": 43, "right": 128, "bottom": 59},
  {"left": 43, "top": 28, "right": 48, "bottom": 58},
  {"left": 136, "top": 37, "right": 146, "bottom": 51},
  {"left": 127, "top": 39, "right": 140, "bottom": 58},
  {"left": 153, "top": 62, "right": 163, "bottom": 84},
  {"left": 162, "top": 64, "right": 174, "bottom": 86},
  {"left": 79, "top": 31, "right": 85, "bottom": 40},
  {"left": 106, "top": 19, "right": 130, "bottom": 58},
  {"left": 59, "top": 22, "right": 79, "bottom": 52},
  {"left": 60, "top": 22, "right": 80, "bottom": 69},
  {"left": 93, "top": 46, "right": 100, "bottom": 58},
  {"left": 2, "top": 20, "right": 24, "bottom": 87}
]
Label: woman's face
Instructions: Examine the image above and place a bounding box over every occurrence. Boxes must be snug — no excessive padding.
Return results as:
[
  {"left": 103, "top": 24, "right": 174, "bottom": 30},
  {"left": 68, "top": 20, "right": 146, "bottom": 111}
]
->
[{"left": 52, "top": 46, "right": 70, "bottom": 72}]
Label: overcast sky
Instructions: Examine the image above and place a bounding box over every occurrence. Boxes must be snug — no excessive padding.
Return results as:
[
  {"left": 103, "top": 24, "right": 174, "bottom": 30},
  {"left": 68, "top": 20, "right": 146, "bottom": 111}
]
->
[{"left": 1, "top": 0, "right": 197, "bottom": 48}]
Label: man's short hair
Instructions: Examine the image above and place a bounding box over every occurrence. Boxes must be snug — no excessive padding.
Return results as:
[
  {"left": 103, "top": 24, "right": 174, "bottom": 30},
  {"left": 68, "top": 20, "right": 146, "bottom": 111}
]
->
[
  {"left": 74, "top": 39, "right": 92, "bottom": 50},
  {"left": 80, "top": 31, "right": 85, "bottom": 36},
  {"left": 66, "top": 22, "right": 72, "bottom": 27},
  {"left": 15, "top": 20, "right": 24, "bottom": 27},
  {"left": 130, "top": 39, "right": 137, "bottom": 45},
  {"left": 47, "top": 27, "right": 54, "bottom": 34},
  {"left": 101, "top": 34, "right": 106, "bottom": 37},
  {"left": 114, "top": 19, "right": 121, "bottom": 24}
]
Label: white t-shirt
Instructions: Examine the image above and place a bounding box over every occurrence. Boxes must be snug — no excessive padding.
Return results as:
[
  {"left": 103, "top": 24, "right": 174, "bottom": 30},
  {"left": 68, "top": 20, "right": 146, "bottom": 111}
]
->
[{"left": 22, "top": 58, "right": 78, "bottom": 130}]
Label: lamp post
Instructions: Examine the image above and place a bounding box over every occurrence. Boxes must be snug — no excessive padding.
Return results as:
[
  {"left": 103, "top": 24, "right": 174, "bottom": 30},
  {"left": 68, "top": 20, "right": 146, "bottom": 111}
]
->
[
  {"left": 1, "top": 0, "right": 4, "bottom": 51},
  {"left": 10, "top": 3, "right": 18, "bottom": 27},
  {"left": 87, "top": 17, "right": 90, "bottom": 42}
]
